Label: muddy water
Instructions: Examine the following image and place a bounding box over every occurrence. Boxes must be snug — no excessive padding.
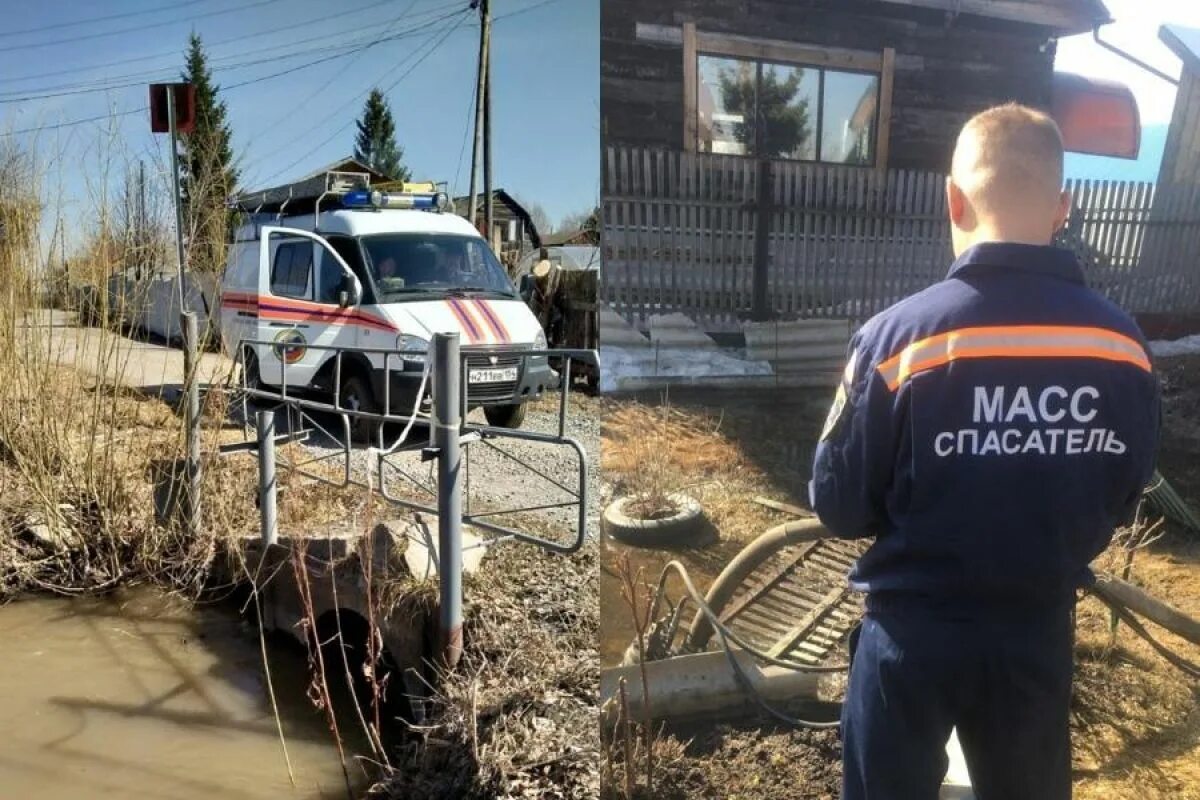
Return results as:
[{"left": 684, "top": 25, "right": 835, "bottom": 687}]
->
[
  {"left": 600, "top": 530, "right": 724, "bottom": 665},
  {"left": 0, "top": 587, "right": 368, "bottom": 799}
]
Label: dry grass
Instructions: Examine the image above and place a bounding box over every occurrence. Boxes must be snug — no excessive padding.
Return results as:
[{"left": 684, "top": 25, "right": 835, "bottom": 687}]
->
[
  {"left": 602, "top": 398, "right": 797, "bottom": 542},
  {"left": 370, "top": 535, "right": 599, "bottom": 799}
]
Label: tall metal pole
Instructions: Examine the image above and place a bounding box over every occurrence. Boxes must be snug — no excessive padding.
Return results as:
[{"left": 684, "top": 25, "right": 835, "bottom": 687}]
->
[
  {"left": 257, "top": 409, "right": 278, "bottom": 547},
  {"left": 182, "top": 311, "right": 202, "bottom": 539},
  {"left": 432, "top": 332, "right": 463, "bottom": 667},
  {"left": 482, "top": 0, "right": 494, "bottom": 246},
  {"left": 166, "top": 86, "right": 188, "bottom": 312},
  {"left": 467, "top": 0, "right": 489, "bottom": 229},
  {"left": 168, "top": 86, "right": 201, "bottom": 539}
]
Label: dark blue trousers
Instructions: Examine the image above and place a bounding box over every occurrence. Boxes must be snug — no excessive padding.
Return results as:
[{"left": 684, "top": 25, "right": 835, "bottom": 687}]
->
[{"left": 841, "top": 608, "right": 1074, "bottom": 800}]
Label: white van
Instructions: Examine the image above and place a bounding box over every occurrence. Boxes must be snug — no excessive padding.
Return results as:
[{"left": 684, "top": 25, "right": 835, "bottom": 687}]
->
[{"left": 219, "top": 182, "right": 554, "bottom": 434}]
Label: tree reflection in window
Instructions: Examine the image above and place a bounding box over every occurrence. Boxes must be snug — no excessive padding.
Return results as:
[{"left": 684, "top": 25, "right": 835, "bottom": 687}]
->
[{"left": 698, "top": 53, "right": 878, "bottom": 165}]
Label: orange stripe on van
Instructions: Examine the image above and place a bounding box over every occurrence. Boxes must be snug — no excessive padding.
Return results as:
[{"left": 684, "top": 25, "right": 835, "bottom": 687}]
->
[{"left": 876, "top": 325, "right": 1152, "bottom": 391}]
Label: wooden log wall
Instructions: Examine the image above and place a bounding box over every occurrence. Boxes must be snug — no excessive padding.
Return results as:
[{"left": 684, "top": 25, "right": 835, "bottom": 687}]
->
[{"left": 602, "top": 0, "right": 1058, "bottom": 173}]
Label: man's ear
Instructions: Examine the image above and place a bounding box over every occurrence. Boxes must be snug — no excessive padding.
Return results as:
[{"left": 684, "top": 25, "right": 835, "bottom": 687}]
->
[
  {"left": 1052, "top": 189, "right": 1072, "bottom": 234},
  {"left": 946, "top": 178, "right": 967, "bottom": 228}
]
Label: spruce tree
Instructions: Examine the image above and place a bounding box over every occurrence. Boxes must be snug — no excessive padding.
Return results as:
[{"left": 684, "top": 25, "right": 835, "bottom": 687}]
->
[
  {"left": 179, "top": 32, "right": 237, "bottom": 274},
  {"left": 354, "top": 89, "right": 409, "bottom": 181}
]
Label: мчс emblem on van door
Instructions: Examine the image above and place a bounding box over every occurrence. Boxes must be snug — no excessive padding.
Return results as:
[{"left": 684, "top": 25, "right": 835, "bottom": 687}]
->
[{"left": 272, "top": 329, "right": 308, "bottom": 365}]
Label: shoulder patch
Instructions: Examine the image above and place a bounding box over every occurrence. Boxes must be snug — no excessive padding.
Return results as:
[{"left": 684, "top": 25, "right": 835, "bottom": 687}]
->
[
  {"left": 820, "top": 349, "right": 859, "bottom": 442},
  {"left": 820, "top": 382, "right": 848, "bottom": 442}
]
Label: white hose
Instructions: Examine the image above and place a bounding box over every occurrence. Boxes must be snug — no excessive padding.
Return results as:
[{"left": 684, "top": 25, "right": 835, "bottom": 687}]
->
[{"left": 365, "top": 357, "right": 432, "bottom": 492}]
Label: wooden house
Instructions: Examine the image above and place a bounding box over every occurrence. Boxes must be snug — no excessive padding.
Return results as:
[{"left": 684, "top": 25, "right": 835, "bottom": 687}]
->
[
  {"left": 602, "top": 0, "right": 1113, "bottom": 171},
  {"left": 454, "top": 189, "right": 543, "bottom": 263}
]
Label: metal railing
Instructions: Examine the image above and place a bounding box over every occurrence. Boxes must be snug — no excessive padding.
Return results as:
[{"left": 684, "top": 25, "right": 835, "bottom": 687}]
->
[{"left": 225, "top": 334, "right": 598, "bottom": 666}]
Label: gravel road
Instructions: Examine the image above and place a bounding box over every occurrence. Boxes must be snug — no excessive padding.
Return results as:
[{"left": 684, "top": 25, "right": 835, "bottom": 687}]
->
[{"left": 293, "top": 392, "right": 601, "bottom": 545}]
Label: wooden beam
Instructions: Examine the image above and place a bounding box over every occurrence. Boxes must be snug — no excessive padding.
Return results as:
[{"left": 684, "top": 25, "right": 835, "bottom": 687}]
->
[
  {"left": 1092, "top": 572, "right": 1200, "bottom": 647},
  {"left": 874, "top": 0, "right": 1104, "bottom": 34},
  {"left": 683, "top": 21, "right": 698, "bottom": 153},
  {"left": 752, "top": 496, "right": 813, "bottom": 517},
  {"left": 695, "top": 30, "right": 883, "bottom": 72},
  {"left": 876, "top": 47, "right": 896, "bottom": 171}
]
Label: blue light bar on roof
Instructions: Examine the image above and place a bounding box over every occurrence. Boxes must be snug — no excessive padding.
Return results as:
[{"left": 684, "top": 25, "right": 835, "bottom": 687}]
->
[{"left": 340, "top": 189, "right": 450, "bottom": 212}]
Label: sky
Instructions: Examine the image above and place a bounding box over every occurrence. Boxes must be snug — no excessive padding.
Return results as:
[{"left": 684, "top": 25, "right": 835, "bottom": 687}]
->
[
  {"left": 1056, "top": 0, "right": 1200, "bottom": 181},
  {"left": 0, "top": 0, "right": 599, "bottom": 239},
  {"left": 1, "top": 0, "right": 1194, "bottom": 248}
]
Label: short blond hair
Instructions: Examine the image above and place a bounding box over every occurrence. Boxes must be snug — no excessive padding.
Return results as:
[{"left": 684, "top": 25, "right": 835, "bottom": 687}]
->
[{"left": 952, "top": 103, "right": 1064, "bottom": 217}]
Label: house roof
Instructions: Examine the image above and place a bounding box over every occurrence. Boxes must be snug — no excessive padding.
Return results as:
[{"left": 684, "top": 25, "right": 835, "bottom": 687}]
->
[
  {"left": 452, "top": 189, "right": 543, "bottom": 248},
  {"left": 232, "top": 156, "right": 392, "bottom": 212},
  {"left": 541, "top": 228, "right": 599, "bottom": 247},
  {"left": 875, "top": 0, "right": 1111, "bottom": 36},
  {"left": 1160, "top": 24, "right": 1200, "bottom": 75}
]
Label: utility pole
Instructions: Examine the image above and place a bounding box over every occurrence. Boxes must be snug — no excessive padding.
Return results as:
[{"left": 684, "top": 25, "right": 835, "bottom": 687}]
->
[
  {"left": 467, "top": 0, "right": 491, "bottom": 233},
  {"left": 482, "top": 0, "right": 494, "bottom": 248}
]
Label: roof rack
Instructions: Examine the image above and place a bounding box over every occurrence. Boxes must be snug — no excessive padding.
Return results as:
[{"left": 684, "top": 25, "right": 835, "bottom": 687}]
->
[{"left": 230, "top": 170, "right": 373, "bottom": 216}]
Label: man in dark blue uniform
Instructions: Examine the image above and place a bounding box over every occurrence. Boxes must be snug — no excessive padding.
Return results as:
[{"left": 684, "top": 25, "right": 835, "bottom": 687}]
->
[{"left": 810, "top": 104, "right": 1160, "bottom": 799}]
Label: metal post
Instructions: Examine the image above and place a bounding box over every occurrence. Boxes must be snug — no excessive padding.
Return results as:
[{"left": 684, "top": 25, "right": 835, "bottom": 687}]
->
[
  {"left": 432, "top": 332, "right": 463, "bottom": 667},
  {"left": 181, "top": 311, "right": 202, "bottom": 539},
  {"left": 166, "top": 85, "right": 187, "bottom": 313},
  {"left": 257, "top": 409, "right": 278, "bottom": 547},
  {"left": 751, "top": 157, "right": 772, "bottom": 321}
]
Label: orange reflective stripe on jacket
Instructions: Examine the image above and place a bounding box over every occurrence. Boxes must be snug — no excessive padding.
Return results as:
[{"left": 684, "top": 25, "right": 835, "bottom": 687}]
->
[{"left": 876, "top": 325, "right": 1152, "bottom": 392}]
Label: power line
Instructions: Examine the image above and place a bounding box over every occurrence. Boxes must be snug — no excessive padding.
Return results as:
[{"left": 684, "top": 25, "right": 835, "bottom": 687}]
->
[
  {"left": 0, "top": 0, "right": 280, "bottom": 55},
  {"left": 254, "top": 8, "right": 473, "bottom": 188},
  {"left": 0, "top": 13, "right": 460, "bottom": 105},
  {"left": 0, "top": 10, "right": 463, "bottom": 140},
  {"left": 0, "top": 0, "right": 210, "bottom": 38},
  {"left": 241, "top": 0, "right": 424, "bottom": 152},
  {"left": 0, "top": 0, "right": 407, "bottom": 86}
]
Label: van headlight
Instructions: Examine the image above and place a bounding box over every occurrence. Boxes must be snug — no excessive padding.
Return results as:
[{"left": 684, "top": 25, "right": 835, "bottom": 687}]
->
[
  {"left": 534, "top": 329, "right": 548, "bottom": 351},
  {"left": 396, "top": 334, "right": 429, "bottom": 363}
]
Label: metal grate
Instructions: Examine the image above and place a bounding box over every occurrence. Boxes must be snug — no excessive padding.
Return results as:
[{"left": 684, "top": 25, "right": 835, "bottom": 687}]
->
[{"left": 720, "top": 538, "right": 869, "bottom": 667}]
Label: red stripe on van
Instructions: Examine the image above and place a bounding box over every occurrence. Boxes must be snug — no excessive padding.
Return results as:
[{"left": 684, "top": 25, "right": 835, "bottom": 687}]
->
[
  {"left": 445, "top": 297, "right": 480, "bottom": 343},
  {"left": 474, "top": 299, "right": 509, "bottom": 343}
]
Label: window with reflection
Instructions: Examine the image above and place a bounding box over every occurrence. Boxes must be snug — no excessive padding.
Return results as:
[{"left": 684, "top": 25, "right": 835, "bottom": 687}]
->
[{"left": 697, "top": 53, "right": 879, "bottom": 165}]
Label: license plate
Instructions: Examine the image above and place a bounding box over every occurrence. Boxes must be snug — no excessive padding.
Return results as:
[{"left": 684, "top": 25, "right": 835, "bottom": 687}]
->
[{"left": 468, "top": 367, "right": 518, "bottom": 384}]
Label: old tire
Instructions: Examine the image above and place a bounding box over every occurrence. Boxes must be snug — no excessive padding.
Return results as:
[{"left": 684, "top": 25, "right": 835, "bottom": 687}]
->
[
  {"left": 602, "top": 493, "right": 706, "bottom": 547},
  {"left": 339, "top": 373, "right": 380, "bottom": 444},
  {"left": 484, "top": 402, "right": 526, "bottom": 429}
]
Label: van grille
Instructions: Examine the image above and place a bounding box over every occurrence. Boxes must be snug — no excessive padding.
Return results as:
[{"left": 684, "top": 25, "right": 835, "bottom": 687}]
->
[{"left": 464, "top": 348, "right": 525, "bottom": 403}]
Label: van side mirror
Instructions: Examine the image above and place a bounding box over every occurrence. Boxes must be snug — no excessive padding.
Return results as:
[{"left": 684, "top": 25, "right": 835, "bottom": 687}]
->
[
  {"left": 338, "top": 273, "right": 359, "bottom": 308},
  {"left": 518, "top": 273, "right": 536, "bottom": 302}
]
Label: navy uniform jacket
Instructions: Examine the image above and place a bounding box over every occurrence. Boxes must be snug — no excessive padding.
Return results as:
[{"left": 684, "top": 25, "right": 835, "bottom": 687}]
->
[{"left": 810, "top": 242, "right": 1160, "bottom": 615}]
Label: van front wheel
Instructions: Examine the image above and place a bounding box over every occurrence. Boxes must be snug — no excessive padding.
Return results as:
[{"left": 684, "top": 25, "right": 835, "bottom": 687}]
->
[
  {"left": 483, "top": 402, "right": 526, "bottom": 429},
  {"left": 339, "top": 374, "right": 380, "bottom": 443}
]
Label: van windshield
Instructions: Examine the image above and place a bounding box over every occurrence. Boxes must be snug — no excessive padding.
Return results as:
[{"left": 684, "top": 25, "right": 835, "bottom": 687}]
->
[{"left": 360, "top": 233, "right": 516, "bottom": 300}]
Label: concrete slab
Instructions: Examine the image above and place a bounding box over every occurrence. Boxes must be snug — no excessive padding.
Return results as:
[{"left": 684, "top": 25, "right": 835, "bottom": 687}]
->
[
  {"left": 647, "top": 312, "right": 719, "bottom": 349},
  {"left": 941, "top": 728, "right": 976, "bottom": 799},
  {"left": 600, "top": 306, "right": 650, "bottom": 347},
  {"left": 394, "top": 517, "right": 487, "bottom": 580}
]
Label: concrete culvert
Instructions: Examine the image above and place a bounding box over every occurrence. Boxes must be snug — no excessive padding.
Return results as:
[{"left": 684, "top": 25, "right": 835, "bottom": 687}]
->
[
  {"left": 602, "top": 492, "right": 708, "bottom": 547},
  {"left": 313, "top": 608, "right": 411, "bottom": 725}
]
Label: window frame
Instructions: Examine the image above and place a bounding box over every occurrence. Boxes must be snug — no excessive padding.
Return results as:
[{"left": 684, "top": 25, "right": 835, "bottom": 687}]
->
[
  {"left": 684, "top": 23, "right": 895, "bottom": 170},
  {"left": 269, "top": 240, "right": 314, "bottom": 300}
]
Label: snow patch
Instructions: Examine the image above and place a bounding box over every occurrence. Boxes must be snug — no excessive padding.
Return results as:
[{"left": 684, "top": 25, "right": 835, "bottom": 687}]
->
[
  {"left": 1149, "top": 335, "right": 1200, "bottom": 358},
  {"left": 600, "top": 345, "right": 773, "bottom": 392}
]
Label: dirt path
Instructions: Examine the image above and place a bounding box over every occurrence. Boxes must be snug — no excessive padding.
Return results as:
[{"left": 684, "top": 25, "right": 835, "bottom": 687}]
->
[{"left": 26, "top": 310, "right": 233, "bottom": 394}]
